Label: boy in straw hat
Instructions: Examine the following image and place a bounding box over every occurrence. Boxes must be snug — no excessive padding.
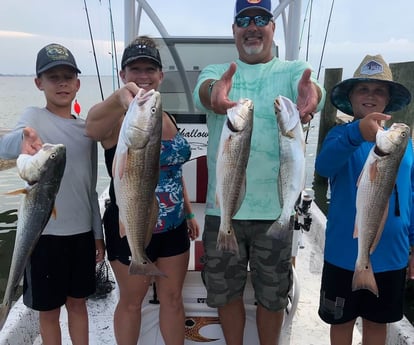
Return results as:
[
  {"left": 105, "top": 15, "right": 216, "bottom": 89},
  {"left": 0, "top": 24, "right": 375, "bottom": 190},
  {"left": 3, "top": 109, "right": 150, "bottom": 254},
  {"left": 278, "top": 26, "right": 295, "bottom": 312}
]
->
[{"left": 315, "top": 54, "right": 414, "bottom": 344}]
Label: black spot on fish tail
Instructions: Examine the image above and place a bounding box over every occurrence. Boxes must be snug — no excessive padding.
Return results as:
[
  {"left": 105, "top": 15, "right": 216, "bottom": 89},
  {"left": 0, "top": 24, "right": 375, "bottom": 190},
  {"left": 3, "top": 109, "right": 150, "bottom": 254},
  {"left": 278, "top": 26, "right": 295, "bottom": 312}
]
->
[{"left": 216, "top": 229, "right": 239, "bottom": 256}]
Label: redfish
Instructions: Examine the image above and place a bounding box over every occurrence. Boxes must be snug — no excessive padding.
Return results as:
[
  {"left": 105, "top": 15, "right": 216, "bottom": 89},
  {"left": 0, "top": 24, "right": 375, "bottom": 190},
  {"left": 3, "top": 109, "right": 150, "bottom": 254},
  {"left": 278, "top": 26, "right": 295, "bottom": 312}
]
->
[
  {"left": 267, "top": 96, "right": 305, "bottom": 239},
  {"left": 215, "top": 98, "right": 254, "bottom": 255},
  {"left": 113, "top": 89, "right": 164, "bottom": 276},
  {"left": 353, "top": 122, "right": 410, "bottom": 296}
]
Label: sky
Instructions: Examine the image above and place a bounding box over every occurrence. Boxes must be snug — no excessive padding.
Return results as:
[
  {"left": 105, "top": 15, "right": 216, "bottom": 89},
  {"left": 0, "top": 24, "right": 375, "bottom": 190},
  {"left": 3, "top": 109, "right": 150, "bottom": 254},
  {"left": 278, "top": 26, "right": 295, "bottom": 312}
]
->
[{"left": 1, "top": 0, "right": 413, "bottom": 82}]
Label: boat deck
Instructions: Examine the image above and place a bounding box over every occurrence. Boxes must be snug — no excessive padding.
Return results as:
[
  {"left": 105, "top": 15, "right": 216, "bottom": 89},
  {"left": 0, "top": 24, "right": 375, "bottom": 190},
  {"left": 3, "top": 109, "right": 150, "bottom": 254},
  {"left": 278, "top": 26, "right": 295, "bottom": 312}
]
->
[{"left": 0, "top": 203, "right": 413, "bottom": 344}]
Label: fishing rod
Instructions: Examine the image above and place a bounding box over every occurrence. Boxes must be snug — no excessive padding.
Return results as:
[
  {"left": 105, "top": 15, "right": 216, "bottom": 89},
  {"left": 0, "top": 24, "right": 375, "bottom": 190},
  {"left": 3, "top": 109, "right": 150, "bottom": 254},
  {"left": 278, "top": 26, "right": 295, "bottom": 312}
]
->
[
  {"left": 83, "top": 0, "right": 105, "bottom": 101},
  {"left": 108, "top": 0, "right": 120, "bottom": 90},
  {"left": 305, "top": 0, "right": 313, "bottom": 62},
  {"left": 317, "top": 0, "right": 335, "bottom": 80},
  {"left": 302, "top": 0, "right": 313, "bottom": 144}
]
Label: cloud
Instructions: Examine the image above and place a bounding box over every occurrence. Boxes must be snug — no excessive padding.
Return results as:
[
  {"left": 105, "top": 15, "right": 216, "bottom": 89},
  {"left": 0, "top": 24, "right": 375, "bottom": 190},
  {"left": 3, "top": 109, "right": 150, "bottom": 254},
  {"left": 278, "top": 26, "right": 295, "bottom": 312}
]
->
[{"left": 0, "top": 30, "right": 36, "bottom": 38}]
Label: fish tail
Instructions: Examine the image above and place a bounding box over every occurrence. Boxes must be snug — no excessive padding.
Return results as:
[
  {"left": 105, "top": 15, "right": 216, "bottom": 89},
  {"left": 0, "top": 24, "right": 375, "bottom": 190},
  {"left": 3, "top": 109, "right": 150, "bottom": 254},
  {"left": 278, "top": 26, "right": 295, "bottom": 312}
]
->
[
  {"left": 129, "top": 260, "right": 167, "bottom": 277},
  {"left": 266, "top": 219, "right": 290, "bottom": 240},
  {"left": 0, "top": 302, "right": 11, "bottom": 331},
  {"left": 352, "top": 262, "right": 379, "bottom": 297},
  {"left": 216, "top": 226, "right": 239, "bottom": 255}
]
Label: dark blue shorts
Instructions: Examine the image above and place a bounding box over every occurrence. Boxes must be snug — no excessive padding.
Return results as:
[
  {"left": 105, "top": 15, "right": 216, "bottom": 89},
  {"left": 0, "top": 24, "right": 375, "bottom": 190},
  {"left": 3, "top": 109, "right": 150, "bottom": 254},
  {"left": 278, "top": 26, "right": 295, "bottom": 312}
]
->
[
  {"left": 318, "top": 261, "right": 406, "bottom": 324},
  {"left": 23, "top": 231, "right": 96, "bottom": 311},
  {"left": 103, "top": 202, "right": 190, "bottom": 266}
]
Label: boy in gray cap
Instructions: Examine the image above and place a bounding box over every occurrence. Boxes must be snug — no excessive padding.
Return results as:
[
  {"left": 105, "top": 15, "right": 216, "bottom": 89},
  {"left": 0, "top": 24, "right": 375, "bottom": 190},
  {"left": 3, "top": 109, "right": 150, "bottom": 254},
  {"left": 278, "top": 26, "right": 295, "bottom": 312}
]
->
[{"left": 0, "top": 43, "right": 104, "bottom": 344}]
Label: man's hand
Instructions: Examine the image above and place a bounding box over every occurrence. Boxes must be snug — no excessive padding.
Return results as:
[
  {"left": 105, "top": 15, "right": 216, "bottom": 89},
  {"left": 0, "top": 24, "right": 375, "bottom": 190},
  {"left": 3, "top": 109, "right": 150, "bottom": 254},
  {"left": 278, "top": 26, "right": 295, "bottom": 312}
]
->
[
  {"left": 297, "top": 69, "right": 320, "bottom": 123},
  {"left": 22, "top": 127, "right": 43, "bottom": 154},
  {"left": 209, "top": 62, "right": 238, "bottom": 115}
]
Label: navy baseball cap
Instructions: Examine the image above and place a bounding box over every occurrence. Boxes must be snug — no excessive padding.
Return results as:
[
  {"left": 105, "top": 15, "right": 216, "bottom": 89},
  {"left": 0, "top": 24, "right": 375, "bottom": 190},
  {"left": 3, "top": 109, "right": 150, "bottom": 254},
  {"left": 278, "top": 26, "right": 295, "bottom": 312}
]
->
[{"left": 234, "top": 0, "right": 273, "bottom": 17}]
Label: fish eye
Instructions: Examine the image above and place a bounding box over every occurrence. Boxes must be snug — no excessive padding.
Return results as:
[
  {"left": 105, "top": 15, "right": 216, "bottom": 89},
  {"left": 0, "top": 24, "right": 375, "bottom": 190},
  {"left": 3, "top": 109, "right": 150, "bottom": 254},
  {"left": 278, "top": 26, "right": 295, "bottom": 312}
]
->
[
  {"left": 150, "top": 107, "right": 156, "bottom": 114},
  {"left": 50, "top": 153, "right": 57, "bottom": 159}
]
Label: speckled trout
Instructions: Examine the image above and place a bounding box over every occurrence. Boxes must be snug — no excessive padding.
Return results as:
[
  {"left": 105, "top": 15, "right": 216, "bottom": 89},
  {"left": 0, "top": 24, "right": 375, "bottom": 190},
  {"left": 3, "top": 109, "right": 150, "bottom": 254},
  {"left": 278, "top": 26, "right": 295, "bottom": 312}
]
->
[
  {"left": 113, "top": 89, "right": 165, "bottom": 276},
  {"left": 216, "top": 98, "right": 254, "bottom": 255},
  {"left": 353, "top": 122, "right": 410, "bottom": 297},
  {"left": 267, "top": 96, "right": 305, "bottom": 239},
  {"left": 0, "top": 143, "right": 66, "bottom": 330}
]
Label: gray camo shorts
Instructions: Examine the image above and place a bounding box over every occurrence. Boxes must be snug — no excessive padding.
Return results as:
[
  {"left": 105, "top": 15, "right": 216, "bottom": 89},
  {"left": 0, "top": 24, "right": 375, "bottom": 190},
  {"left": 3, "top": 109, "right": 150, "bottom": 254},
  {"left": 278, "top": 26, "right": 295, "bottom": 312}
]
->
[{"left": 201, "top": 215, "right": 293, "bottom": 312}]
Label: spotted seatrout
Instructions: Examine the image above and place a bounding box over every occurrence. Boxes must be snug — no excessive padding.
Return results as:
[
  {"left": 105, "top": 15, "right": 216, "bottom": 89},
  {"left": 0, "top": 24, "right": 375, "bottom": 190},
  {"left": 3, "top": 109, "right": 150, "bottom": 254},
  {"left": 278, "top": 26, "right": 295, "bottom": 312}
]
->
[
  {"left": 215, "top": 98, "right": 254, "bottom": 255},
  {"left": 113, "top": 89, "right": 165, "bottom": 276},
  {"left": 353, "top": 122, "right": 410, "bottom": 297},
  {"left": 0, "top": 143, "right": 66, "bottom": 330},
  {"left": 267, "top": 96, "right": 305, "bottom": 239}
]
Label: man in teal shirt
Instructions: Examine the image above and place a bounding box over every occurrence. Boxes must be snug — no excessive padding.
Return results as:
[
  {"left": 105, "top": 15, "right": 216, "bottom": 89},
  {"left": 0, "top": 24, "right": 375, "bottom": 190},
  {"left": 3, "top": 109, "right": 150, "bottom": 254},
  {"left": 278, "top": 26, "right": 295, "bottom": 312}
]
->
[{"left": 192, "top": 0, "right": 325, "bottom": 344}]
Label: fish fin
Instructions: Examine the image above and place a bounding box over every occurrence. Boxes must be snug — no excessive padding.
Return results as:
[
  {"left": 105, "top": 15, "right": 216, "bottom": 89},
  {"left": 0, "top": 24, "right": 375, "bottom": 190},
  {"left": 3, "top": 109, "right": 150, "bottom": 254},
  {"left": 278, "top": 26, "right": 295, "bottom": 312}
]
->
[
  {"left": 216, "top": 225, "right": 239, "bottom": 255},
  {"left": 352, "top": 262, "right": 379, "bottom": 297},
  {"left": 0, "top": 302, "right": 12, "bottom": 331},
  {"left": 129, "top": 260, "right": 166, "bottom": 277},
  {"left": 368, "top": 160, "right": 379, "bottom": 181},
  {"left": 51, "top": 206, "right": 57, "bottom": 219},
  {"left": 5, "top": 188, "right": 27, "bottom": 195},
  {"left": 266, "top": 219, "right": 291, "bottom": 240},
  {"left": 119, "top": 221, "right": 126, "bottom": 238},
  {"left": 356, "top": 171, "right": 362, "bottom": 188},
  {"left": 369, "top": 202, "right": 389, "bottom": 255},
  {"left": 116, "top": 151, "right": 129, "bottom": 180},
  {"left": 112, "top": 148, "right": 128, "bottom": 180},
  {"left": 353, "top": 224, "right": 359, "bottom": 239},
  {"left": 145, "top": 196, "right": 158, "bottom": 247}
]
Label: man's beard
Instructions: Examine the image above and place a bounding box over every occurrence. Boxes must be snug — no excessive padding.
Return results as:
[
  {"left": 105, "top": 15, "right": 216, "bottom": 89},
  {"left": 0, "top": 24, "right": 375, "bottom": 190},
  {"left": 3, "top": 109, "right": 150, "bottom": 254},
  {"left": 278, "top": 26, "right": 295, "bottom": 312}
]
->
[{"left": 242, "top": 42, "right": 264, "bottom": 56}]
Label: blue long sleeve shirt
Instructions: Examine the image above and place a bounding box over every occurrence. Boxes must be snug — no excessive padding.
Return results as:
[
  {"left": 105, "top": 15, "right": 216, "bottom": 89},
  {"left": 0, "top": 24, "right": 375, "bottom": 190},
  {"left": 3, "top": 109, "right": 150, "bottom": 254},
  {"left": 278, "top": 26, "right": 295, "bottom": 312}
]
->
[{"left": 315, "top": 120, "right": 414, "bottom": 272}]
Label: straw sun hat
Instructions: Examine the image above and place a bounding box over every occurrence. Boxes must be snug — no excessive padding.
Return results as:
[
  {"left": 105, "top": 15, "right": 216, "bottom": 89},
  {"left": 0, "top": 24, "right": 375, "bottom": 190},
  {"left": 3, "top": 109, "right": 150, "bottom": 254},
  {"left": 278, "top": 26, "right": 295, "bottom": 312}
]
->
[{"left": 330, "top": 54, "right": 411, "bottom": 115}]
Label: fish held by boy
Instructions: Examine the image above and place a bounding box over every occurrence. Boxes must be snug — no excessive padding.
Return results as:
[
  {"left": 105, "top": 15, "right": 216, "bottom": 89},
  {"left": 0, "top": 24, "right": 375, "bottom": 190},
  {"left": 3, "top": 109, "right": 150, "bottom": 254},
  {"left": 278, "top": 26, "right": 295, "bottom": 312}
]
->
[
  {"left": 267, "top": 96, "right": 305, "bottom": 239},
  {"left": 0, "top": 143, "right": 66, "bottom": 330},
  {"left": 353, "top": 122, "right": 410, "bottom": 297},
  {"left": 215, "top": 98, "right": 254, "bottom": 255},
  {"left": 113, "top": 88, "right": 165, "bottom": 276}
]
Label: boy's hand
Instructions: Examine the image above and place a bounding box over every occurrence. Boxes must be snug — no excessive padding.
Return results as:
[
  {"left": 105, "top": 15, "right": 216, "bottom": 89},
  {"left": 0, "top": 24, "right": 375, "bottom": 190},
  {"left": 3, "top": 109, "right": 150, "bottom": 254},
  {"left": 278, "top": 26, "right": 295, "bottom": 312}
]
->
[{"left": 22, "top": 127, "right": 43, "bottom": 154}]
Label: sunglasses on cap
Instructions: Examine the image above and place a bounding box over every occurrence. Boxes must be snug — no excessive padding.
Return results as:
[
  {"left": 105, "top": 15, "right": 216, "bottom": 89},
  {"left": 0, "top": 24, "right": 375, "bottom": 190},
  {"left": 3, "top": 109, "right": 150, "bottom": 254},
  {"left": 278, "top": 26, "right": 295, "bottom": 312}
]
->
[{"left": 235, "top": 15, "right": 273, "bottom": 28}]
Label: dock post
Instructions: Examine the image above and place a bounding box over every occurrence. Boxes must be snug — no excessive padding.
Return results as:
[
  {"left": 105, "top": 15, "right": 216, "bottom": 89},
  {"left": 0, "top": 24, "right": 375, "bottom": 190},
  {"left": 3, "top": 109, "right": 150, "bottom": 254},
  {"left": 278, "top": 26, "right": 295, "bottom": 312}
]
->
[
  {"left": 313, "top": 68, "right": 342, "bottom": 211},
  {"left": 389, "top": 61, "right": 414, "bottom": 131}
]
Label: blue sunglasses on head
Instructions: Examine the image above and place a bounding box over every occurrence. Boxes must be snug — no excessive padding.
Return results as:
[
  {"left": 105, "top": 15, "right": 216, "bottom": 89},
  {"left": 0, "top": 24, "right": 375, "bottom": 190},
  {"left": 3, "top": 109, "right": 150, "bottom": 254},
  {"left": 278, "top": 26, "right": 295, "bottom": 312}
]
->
[{"left": 235, "top": 15, "right": 273, "bottom": 28}]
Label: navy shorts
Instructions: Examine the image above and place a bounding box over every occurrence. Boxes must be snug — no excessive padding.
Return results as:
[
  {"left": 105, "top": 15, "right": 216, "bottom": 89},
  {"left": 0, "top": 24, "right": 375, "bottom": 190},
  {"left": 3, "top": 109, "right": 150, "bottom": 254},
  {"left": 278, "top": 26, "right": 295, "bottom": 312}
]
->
[
  {"left": 23, "top": 231, "right": 96, "bottom": 311},
  {"left": 103, "top": 202, "right": 190, "bottom": 266},
  {"left": 318, "top": 261, "right": 406, "bottom": 324}
]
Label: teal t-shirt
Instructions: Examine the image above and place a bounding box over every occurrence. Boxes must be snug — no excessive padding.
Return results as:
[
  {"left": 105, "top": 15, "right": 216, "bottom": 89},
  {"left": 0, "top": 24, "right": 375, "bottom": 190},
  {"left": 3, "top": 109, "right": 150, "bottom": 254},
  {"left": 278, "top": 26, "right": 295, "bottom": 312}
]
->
[{"left": 193, "top": 57, "right": 323, "bottom": 220}]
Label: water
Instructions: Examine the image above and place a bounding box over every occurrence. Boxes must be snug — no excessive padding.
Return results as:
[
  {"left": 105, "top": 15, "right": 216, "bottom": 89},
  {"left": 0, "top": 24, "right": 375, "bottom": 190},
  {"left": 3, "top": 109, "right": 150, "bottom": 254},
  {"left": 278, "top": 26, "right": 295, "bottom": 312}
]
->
[
  {"left": 0, "top": 75, "right": 114, "bottom": 299},
  {"left": 0, "top": 75, "right": 321, "bottom": 298}
]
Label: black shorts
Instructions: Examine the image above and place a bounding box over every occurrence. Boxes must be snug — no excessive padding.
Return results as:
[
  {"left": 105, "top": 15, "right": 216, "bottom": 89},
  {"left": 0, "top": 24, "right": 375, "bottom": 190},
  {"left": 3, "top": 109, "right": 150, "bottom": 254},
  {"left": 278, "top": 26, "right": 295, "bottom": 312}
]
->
[
  {"left": 104, "top": 202, "right": 190, "bottom": 266},
  {"left": 23, "top": 231, "right": 96, "bottom": 311},
  {"left": 318, "top": 261, "right": 406, "bottom": 324}
]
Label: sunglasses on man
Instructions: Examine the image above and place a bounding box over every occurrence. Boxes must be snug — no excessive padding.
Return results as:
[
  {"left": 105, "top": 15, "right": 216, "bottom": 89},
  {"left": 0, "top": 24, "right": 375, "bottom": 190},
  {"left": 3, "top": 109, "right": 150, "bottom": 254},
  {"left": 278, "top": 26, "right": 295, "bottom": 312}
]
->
[{"left": 235, "top": 15, "right": 273, "bottom": 28}]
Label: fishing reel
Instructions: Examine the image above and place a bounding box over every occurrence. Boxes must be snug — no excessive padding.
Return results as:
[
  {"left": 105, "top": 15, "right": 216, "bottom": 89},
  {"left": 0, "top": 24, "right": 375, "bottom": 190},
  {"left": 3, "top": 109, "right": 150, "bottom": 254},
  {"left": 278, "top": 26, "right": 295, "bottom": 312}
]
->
[{"left": 294, "top": 191, "right": 313, "bottom": 232}]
